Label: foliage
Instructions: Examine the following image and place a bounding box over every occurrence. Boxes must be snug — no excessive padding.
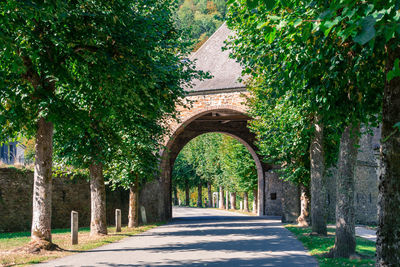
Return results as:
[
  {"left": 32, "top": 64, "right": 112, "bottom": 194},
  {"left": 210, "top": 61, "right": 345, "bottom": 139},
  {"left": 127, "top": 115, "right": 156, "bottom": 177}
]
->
[
  {"left": 225, "top": 0, "right": 385, "bottom": 187},
  {"left": 176, "top": 0, "right": 227, "bottom": 51},
  {"left": 220, "top": 135, "right": 257, "bottom": 192},
  {"left": 21, "top": 138, "right": 35, "bottom": 163},
  {"left": 285, "top": 225, "right": 375, "bottom": 266},
  {"left": 172, "top": 133, "right": 257, "bottom": 197}
]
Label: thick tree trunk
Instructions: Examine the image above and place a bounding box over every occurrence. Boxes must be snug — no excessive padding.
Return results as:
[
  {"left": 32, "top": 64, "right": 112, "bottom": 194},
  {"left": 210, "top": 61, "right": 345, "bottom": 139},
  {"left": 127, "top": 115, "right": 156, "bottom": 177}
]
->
[
  {"left": 207, "top": 182, "right": 212, "bottom": 207},
  {"left": 310, "top": 117, "right": 327, "bottom": 235},
  {"left": 253, "top": 189, "right": 258, "bottom": 214},
  {"left": 31, "top": 117, "right": 54, "bottom": 244},
  {"left": 297, "top": 185, "right": 310, "bottom": 227},
  {"left": 230, "top": 192, "right": 236, "bottom": 210},
  {"left": 185, "top": 181, "right": 190, "bottom": 206},
  {"left": 89, "top": 162, "right": 107, "bottom": 236},
  {"left": 377, "top": 44, "right": 400, "bottom": 266},
  {"left": 330, "top": 124, "right": 360, "bottom": 257},
  {"left": 197, "top": 183, "right": 202, "bottom": 207},
  {"left": 219, "top": 186, "right": 225, "bottom": 209},
  {"left": 128, "top": 183, "right": 139, "bottom": 228},
  {"left": 173, "top": 187, "right": 179, "bottom": 206},
  {"left": 225, "top": 190, "right": 229, "bottom": 210},
  {"left": 243, "top": 192, "right": 249, "bottom": 212}
]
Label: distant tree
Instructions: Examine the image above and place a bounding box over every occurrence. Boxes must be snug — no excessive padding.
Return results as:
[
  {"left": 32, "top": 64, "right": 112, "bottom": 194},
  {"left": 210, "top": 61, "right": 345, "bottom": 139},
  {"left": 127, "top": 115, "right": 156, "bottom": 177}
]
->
[{"left": 176, "top": 0, "right": 227, "bottom": 51}]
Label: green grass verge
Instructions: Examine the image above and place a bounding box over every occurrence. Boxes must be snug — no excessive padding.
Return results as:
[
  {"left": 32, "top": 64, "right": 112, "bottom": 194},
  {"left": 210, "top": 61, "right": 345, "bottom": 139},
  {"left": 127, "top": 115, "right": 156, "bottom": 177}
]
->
[
  {"left": 0, "top": 224, "right": 164, "bottom": 266},
  {"left": 285, "top": 225, "right": 375, "bottom": 267}
]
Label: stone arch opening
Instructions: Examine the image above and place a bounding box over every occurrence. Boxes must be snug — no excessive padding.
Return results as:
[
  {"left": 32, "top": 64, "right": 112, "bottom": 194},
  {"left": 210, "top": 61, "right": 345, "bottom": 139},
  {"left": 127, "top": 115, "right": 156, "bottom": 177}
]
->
[
  {"left": 169, "top": 131, "right": 264, "bottom": 216},
  {"left": 158, "top": 108, "right": 270, "bottom": 221}
]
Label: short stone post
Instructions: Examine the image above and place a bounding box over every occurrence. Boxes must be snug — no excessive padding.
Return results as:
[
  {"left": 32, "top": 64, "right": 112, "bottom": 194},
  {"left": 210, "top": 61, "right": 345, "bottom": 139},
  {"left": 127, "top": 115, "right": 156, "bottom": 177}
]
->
[
  {"left": 71, "top": 211, "right": 78, "bottom": 245},
  {"left": 240, "top": 201, "right": 243, "bottom": 211},
  {"left": 115, "top": 209, "right": 121, "bottom": 232},
  {"left": 140, "top": 206, "right": 147, "bottom": 224}
]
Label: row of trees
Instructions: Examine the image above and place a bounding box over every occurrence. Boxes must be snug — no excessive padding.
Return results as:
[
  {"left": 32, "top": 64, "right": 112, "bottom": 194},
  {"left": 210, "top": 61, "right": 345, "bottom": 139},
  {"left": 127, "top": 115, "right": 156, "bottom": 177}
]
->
[
  {"left": 226, "top": 0, "right": 399, "bottom": 264},
  {"left": 0, "top": 0, "right": 201, "bottom": 249},
  {"left": 172, "top": 133, "right": 258, "bottom": 212}
]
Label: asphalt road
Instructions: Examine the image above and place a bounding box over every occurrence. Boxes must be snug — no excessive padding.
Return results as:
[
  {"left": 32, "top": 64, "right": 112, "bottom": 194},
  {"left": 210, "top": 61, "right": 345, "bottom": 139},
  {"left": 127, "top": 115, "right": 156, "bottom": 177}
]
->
[{"left": 35, "top": 207, "right": 318, "bottom": 266}]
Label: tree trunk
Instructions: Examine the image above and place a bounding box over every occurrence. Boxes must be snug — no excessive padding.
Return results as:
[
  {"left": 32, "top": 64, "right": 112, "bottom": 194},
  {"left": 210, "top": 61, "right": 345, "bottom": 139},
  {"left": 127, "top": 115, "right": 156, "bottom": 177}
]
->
[
  {"left": 297, "top": 185, "right": 310, "bottom": 227},
  {"left": 330, "top": 124, "right": 360, "bottom": 257},
  {"left": 225, "top": 190, "right": 229, "bottom": 210},
  {"left": 207, "top": 182, "right": 212, "bottom": 207},
  {"left": 197, "top": 183, "right": 202, "bottom": 207},
  {"left": 185, "top": 180, "right": 190, "bottom": 206},
  {"left": 243, "top": 192, "right": 249, "bottom": 212},
  {"left": 89, "top": 162, "right": 107, "bottom": 236},
  {"left": 128, "top": 183, "right": 139, "bottom": 228},
  {"left": 173, "top": 187, "right": 179, "bottom": 206},
  {"left": 230, "top": 192, "right": 236, "bottom": 210},
  {"left": 31, "top": 117, "right": 54, "bottom": 244},
  {"left": 377, "top": 43, "right": 400, "bottom": 266},
  {"left": 253, "top": 189, "right": 258, "bottom": 214},
  {"left": 219, "top": 186, "right": 225, "bottom": 209},
  {"left": 310, "top": 117, "right": 327, "bottom": 235}
]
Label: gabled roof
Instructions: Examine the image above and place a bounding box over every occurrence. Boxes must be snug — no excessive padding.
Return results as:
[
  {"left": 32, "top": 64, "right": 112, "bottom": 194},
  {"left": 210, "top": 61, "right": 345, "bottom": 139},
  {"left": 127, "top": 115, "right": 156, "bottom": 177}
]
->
[{"left": 186, "top": 23, "right": 246, "bottom": 93}]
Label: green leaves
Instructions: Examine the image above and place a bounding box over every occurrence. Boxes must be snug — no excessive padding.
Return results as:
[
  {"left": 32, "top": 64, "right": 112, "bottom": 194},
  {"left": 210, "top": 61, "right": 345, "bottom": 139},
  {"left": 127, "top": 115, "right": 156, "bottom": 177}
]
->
[
  {"left": 354, "top": 16, "right": 376, "bottom": 45},
  {"left": 387, "top": 58, "right": 400, "bottom": 82},
  {"left": 172, "top": 133, "right": 257, "bottom": 192}
]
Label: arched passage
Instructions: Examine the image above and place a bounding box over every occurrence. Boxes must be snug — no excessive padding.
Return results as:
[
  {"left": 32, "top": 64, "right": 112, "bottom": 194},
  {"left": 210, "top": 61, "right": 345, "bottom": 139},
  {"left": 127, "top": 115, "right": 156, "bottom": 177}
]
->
[
  {"left": 170, "top": 131, "right": 264, "bottom": 215},
  {"left": 140, "top": 107, "right": 271, "bottom": 222}
]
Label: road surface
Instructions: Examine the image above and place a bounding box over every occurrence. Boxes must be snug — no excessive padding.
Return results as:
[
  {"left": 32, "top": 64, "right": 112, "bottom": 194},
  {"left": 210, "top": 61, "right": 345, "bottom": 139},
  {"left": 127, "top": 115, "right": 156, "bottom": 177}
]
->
[{"left": 36, "top": 207, "right": 318, "bottom": 266}]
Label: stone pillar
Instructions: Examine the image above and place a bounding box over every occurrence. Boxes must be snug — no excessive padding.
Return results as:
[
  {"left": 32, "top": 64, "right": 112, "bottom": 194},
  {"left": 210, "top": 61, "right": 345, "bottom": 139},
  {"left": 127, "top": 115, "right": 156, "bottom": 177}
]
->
[
  {"left": 115, "top": 209, "right": 121, "bottom": 232},
  {"left": 140, "top": 206, "right": 147, "bottom": 224},
  {"left": 240, "top": 201, "right": 243, "bottom": 211},
  {"left": 281, "top": 181, "right": 300, "bottom": 223},
  {"left": 257, "top": 170, "right": 265, "bottom": 216},
  {"left": 71, "top": 211, "right": 78, "bottom": 245}
]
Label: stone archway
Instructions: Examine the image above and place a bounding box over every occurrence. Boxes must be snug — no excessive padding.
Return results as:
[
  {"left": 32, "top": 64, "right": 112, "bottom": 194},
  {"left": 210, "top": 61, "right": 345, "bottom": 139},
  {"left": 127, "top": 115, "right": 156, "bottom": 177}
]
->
[
  {"left": 138, "top": 23, "right": 300, "bottom": 223},
  {"left": 139, "top": 105, "right": 271, "bottom": 222}
]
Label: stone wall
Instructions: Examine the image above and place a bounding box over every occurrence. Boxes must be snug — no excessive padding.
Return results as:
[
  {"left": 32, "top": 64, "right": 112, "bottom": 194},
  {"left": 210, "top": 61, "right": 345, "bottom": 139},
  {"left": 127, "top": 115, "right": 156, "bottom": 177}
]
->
[
  {"left": 264, "top": 171, "right": 283, "bottom": 216},
  {"left": 0, "top": 168, "right": 129, "bottom": 233}
]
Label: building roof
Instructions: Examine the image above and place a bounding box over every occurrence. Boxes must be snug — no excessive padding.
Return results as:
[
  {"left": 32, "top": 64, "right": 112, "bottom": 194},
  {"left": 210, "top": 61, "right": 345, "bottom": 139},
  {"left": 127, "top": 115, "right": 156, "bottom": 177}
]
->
[{"left": 185, "top": 23, "right": 246, "bottom": 93}]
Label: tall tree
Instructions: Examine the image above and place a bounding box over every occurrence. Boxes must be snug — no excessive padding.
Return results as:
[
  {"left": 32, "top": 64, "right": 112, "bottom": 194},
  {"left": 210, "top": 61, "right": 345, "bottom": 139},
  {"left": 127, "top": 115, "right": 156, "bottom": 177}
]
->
[
  {"left": 317, "top": 1, "right": 400, "bottom": 263},
  {"left": 226, "top": 0, "right": 383, "bottom": 250}
]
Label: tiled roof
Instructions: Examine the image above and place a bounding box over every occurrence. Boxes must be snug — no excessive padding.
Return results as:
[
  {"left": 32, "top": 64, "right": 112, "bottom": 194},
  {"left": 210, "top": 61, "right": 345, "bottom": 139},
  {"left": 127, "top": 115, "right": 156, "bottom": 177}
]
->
[{"left": 185, "top": 23, "right": 246, "bottom": 92}]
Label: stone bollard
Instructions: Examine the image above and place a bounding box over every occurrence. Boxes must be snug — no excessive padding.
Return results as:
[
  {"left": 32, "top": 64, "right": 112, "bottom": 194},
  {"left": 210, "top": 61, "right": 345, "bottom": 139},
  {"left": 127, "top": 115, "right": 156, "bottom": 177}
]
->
[
  {"left": 140, "top": 206, "right": 147, "bottom": 224},
  {"left": 115, "top": 209, "right": 121, "bottom": 232},
  {"left": 71, "top": 211, "right": 78, "bottom": 245},
  {"left": 240, "top": 201, "right": 243, "bottom": 211}
]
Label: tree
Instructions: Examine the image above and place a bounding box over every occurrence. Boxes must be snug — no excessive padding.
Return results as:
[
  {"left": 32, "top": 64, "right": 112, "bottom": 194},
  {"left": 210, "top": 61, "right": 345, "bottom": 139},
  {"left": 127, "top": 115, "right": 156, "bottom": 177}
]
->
[
  {"left": 316, "top": 1, "right": 400, "bottom": 263},
  {"left": 107, "top": 128, "right": 161, "bottom": 228},
  {"left": 220, "top": 136, "right": 257, "bottom": 211},
  {"left": 0, "top": 0, "right": 200, "bottom": 245},
  {"left": 0, "top": 0, "right": 94, "bottom": 248},
  {"left": 176, "top": 0, "right": 227, "bottom": 51},
  {"left": 226, "top": 0, "right": 383, "bottom": 254},
  {"left": 51, "top": 0, "right": 199, "bottom": 236}
]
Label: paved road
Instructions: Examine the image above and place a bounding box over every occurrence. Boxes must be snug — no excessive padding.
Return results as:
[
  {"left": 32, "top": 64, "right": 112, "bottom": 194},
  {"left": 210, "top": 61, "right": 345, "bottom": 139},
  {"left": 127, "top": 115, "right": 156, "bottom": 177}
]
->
[{"left": 36, "top": 207, "right": 318, "bottom": 267}]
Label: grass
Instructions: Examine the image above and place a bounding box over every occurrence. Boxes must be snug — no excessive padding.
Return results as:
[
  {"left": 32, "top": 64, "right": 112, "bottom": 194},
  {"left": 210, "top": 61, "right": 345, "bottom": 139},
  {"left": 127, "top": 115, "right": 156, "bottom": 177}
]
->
[
  {"left": 285, "top": 225, "right": 376, "bottom": 267},
  {"left": 0, "top": 224, "right": 163, "bottom": 267}
]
